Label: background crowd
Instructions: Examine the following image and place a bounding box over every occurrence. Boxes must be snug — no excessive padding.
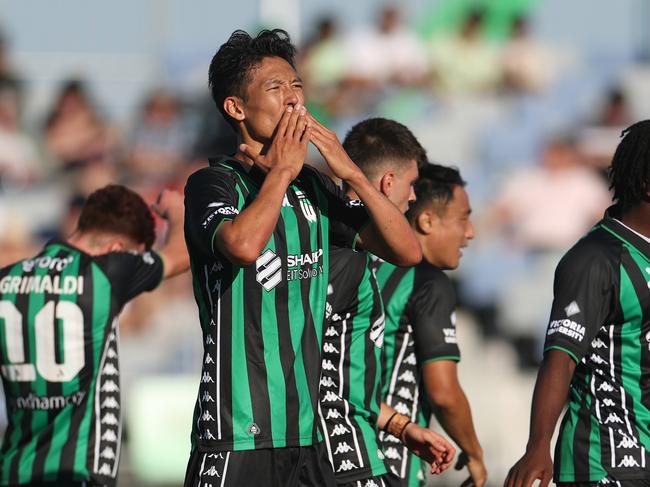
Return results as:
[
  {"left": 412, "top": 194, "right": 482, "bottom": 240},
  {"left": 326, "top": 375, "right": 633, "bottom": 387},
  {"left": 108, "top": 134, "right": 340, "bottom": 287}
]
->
[{"left": 0, "top": 0, "right": 648, "bottom": 485}]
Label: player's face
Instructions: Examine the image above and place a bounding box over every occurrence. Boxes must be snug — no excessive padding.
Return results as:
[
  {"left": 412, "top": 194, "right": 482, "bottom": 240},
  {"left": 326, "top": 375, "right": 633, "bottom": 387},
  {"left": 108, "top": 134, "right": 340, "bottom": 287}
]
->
[
  {"left": 239, "top": 56, "right": 305, "bottom": 143},
  {"left": 389, "top": 160, "right": 418, "bottom": 213},
  {"left": 428, "top": 186, "right": 474, "bottom": 270}
]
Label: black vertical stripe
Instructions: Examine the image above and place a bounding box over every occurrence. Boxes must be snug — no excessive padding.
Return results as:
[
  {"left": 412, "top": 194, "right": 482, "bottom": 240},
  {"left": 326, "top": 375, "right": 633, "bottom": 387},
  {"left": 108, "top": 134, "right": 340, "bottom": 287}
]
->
[
  {"left": 572, "top": 373, "right": 593, "bottom": 479},
  {"left": 219, "top": 270, "right": 235, "bottom": 448},
  {"left": 273, "top": 216, "right": 301, "bottom": 443}
]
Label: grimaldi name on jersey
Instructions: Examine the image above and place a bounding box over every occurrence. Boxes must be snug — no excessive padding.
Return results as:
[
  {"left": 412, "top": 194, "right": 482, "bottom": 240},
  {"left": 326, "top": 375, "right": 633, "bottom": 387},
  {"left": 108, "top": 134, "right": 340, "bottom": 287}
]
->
[
  {"left": 0, "top": 275, "right": 84, "bottom": 295},
  {"left": 287, "top": 249, "right": 324, "bottom": 281}
]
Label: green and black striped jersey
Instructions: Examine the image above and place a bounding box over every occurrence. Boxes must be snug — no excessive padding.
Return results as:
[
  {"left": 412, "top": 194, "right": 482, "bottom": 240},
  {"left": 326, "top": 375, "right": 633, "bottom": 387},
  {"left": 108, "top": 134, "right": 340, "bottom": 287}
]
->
[
  {"left": 319, "top": 247, "right": 386, "bottom": 484},
  {"left": 374, "top": 261, "right": 461, "bottom": 487},
  {"left": 544, "top": 211, "right": 650, "bottom": 483},
  {"left": 184, "top": 157, "right": 368, "bottom": 452},
  {"left": 0, "top": 240, "right": 163, "bottom": 486}
]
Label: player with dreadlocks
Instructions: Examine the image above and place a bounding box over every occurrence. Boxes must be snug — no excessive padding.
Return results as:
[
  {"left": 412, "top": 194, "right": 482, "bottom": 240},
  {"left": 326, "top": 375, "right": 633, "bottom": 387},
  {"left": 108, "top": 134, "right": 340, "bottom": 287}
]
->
[{"left": 506, "top": 119, "right": 650, "bottom": 487}]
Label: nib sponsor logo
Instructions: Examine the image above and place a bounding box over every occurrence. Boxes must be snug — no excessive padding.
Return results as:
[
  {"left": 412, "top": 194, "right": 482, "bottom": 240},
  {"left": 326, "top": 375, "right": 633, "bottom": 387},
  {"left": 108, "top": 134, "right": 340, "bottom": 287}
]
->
[
  {"left": 334, "top": 442, "right": 354, "bottom": 454},
  {"left": 564, "top": 301, "right": 581, "bottom": 317},
  {"left": 256, "top": 250, "right": 282, "bottom": 291}
]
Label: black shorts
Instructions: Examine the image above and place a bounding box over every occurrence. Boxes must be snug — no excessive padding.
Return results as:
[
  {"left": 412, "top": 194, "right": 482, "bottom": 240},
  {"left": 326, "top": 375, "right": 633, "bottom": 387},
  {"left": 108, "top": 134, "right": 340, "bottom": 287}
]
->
[
  {"left": 558, "top": 478, "right": 650, "bottom": 487},
  {"left": 184, "top": 442, "right": 337, "bottom": 487}
]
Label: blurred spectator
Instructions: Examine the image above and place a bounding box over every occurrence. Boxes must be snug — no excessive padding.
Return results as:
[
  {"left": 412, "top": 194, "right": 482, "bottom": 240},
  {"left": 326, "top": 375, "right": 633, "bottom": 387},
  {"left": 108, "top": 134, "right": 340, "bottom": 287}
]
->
[
  {"left": 0, "top": 29, "right": 22, "bottom": 97},
  {"left": 345, "top": 5, "right": 428, "bottom": 88},
  {"left": 429, "top": 9, "right": 501, "bottom": 95},
  {"left": 501, "top": 16, "right": 555, "bottom": 93},
  {"left": 126, "top": 89, "right": 194, "bottom": 186},
  {"left": 0, "top": 84, "right": 40, "bottom": 185},
  {"left": 43, "top": 79, "right": 119, "bottom": 172},
  {"left": 578, "top": 87, "right": 633, "bottom": 169}
]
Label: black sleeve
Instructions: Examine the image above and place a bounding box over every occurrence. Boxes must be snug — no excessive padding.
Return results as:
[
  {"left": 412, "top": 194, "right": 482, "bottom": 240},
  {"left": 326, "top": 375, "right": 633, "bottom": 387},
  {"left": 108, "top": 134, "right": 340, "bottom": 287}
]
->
[
  {"left": 407, "top": 270, "right": 461, "bottom": 365},
  {"left": 304, "top": 166, "right": 369, "bottom": 249},
  {"left": 94, "top": 250, "right": 164, "bottom": 305},
  {"left": 543, "top": 239, "right": 616, "bottom": 363},
  {"left": 184, "top": 167, "right": 241, "bottom": 257},
  {"left": 327, "top": 246, "right": 368, "bottom": 315}
]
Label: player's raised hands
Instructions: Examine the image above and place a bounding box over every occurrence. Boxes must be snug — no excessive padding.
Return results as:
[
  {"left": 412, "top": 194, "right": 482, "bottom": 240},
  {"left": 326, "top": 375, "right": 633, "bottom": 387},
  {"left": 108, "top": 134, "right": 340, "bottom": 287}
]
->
[
  {"left": 152, "top": 188, "right": 184, "bottom": 223},
  {"left": 402, "top": 423, "right": 456, "bottom": 475},
  {"left": 504, "top": 447, "right": 553, "bottom": 487},
  {"left": 239, "top": 104, "right": 310, "bottom": 181},
  {"left": 306, "top": 112, "right": 363, "bottom": 182}
]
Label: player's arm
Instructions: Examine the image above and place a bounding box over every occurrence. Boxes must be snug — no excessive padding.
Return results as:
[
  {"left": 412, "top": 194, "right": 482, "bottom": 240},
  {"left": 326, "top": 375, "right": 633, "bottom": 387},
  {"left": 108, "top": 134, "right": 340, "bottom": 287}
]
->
[
  {"left": 422, "top": 361, "right": 487, "bottom": 487},
  {"left": 378, "top": 402, "right": 456, "bottom": 475},
  {"left": 219, "top": 105, "right": 310, "bottom": 266},
  {"left": 504, "top": 241, "right": 615, "bottom": 487},
  {"left": 151, "top": 189, "right": 189, "bottom": 279},
  {"left": 504, "top": 350, "right": 576, "bottom": 487},
  {"left": 307, "top": 113, "right": 421, "bottom": 267}
]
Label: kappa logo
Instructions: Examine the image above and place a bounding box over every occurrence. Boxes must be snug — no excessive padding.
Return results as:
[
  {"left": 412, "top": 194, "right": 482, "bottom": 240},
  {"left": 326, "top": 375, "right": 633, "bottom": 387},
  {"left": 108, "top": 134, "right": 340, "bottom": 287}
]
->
[
  {"left": 590, "top": 354, "right": 607, "bottom": 365},
  {"left": 205, "top": 354, "right": 214, "bottom": 364},
  {"left": 101, "top": 397, "right": 119, "bottom": 409},
  {"left": 102, "top": 363, "right": 118, "bottom": 376},
  {"left": 202, "top": 411, "right": 215, "bottom": 421},
  {"left": 323, "top": 343, "right": 339, "bottom": 354},
  {"left": 598, "top": 382, "right": 615, "bottom": 393},
  {"left": 107, "top": 348, "right": 117, "bottom": 359},
  {"left": 282, "top": 194, "right": 293, "bottom": 208},
  {"left": 398, "top": 370, "right": 416, "bottom": 384},
  {"left": 592, "top": 338, "right": 607, "bottom": 349},
  {"left": 364, "top": 480, "right": 380, "bottom": 487},
  {"left": 98, "top": 464, "right": 112, "bottom": 475},
  {"left": 100, "top": 446, "right": 116, "bottom": 460},
  {"left": 565, "top": 301, "right": 581, "bottom": 317},
  {"left": 618, "top": 455, "right": 640, "bottom": 468},
  {"left": 206, "top": 335, "right": 215, "bottom": 345},
  {"left": 394, "top": 402, "right": 410, "bottom": 415},
  {"left": 101, "top": 429, "right": 118, "bottom": 442},
  {"left": 325, "top": 326, "right": 339, "bottom": 337},
  {"left": 202, "top": 391, "right": 215, "bottom": 402},
  {"left": 256, "top": 249, "right": 283, "bottom": 292},
  {"left": 336, "top": 460, "right": 357, "bottom": 472},
  {"left": 397, "top": 387, "right": 414, "bottom": 401},
  {"left": 320, "top": 376, "right": 336, "bottom": 388},
  {"left": 202, "top": 372, "right": 214, "bottom": 383},
  {"left": 645, "top": 330, "right": 650, "bottom": 351},
  {"left": 101, "top": 381, "right": 119, "bottom": 393},
  {"left": 326, "top": 409, "right": 342, "bottom": 420},
  {"left": 369, "top": 314, "right": 385, "bottom": 348},
  {"left": 323, "top": 390, "right": 340, "bottom": 402},
  {"left": 334, "top": 442, "right": 354, "bottom": 454},
  {"left": 346, "top": 199, "right": 363, "bottom": 208},
  {"left": 617, "top": 435, "right": 639, "bottom": 449},
  {"left": 204, "top": 429, "right": 216, "bottom": 440},
  {"left": 384, "top": 447, "right": 402, "bottom": 460},
  {"left": 101, "top": 413, "right": 119, "bottom": 425},
  {"left": 331, "top": 424, "right": 350, "bottom": 436},
  {"left": 205, "top": 465, "right": 221, "bottom": 477},
  {"left": 602, "top": 398, "right": 615, "bottom": 407},
  {"left": 605, "top": 412, "right": 623, "bottom": 424},
  {"left": 403, "top": 353, "right": 417, "bottom": 365},
  {"left": 322, "top": 360, "right": 337, "bottom": 372},
  {"left": 294, "top": 189, "right": 317, "bottom": 223}
]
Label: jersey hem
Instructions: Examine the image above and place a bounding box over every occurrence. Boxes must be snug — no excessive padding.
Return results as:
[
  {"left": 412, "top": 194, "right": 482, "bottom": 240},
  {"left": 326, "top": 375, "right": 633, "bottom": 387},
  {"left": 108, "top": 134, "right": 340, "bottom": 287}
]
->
[
  {"left": 544, "top": 345, "right": 580, "bottom": 364},
  {"left": 195, "top": 434, "right": 319, "bottom": 452}
]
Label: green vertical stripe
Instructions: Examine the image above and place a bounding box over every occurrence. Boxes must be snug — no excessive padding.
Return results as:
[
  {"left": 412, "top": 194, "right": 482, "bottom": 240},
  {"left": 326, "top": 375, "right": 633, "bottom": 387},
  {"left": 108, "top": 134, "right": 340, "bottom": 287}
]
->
[
  {"left": 18, "top": 246, "right": 60, "bottom": 483},
  {"left": 618, "top": 260, "right": 650, "bottom": 448},
  {"left": 558, "top": 395, "right": 580, "bottom": 481},
  {"left": 73, "top": 264, "right": 111, "bottom": 477},
  {"left": 282, "top": 201, "right": 313, "bottom": 443},
  {"left": 0, "top": 261, "right": 26, "bottom": 484},
  {"left": 230, "top": 266, "right": 255, "bottom": 450},
  {"left": 43, "top": 252, "right": 81, "bottom": 480},
  {"left": 259, "top": 236, "right": 287, "bottom": 447},
  {"left": 584, "top": 378, "right": 605, "bottom": 479}
]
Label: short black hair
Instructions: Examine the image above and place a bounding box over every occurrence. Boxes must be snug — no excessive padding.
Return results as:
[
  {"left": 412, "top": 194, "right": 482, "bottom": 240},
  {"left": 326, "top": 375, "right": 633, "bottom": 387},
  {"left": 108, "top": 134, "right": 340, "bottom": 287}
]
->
[
  {"left": 77, "top": 185, "right": 156, "bottom": 249},
  {"left": 609, "top": 120, "right": 650, "bottom": 212},
  {"left": 208, "top": 29, "right": 297, "bottom": 127},
  {"left": 406, "top": 163, "right": 466, "bottom": 222},
  {"left": 342, "top": 118, "right": 427, "bottom": 182}
]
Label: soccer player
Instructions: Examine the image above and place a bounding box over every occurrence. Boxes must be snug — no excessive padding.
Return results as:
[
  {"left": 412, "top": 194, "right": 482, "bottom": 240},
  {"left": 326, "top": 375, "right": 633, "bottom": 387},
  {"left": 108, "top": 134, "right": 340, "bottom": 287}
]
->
[
  {"left": 0, "top": 184, "right": 189, "bottom": 487},
  {"left": 374, "top": 164, "right": 481, "bottom": 487},
  {"left": 183, "top": 30, "right": 421, "bottom": 487},
  {"left": 505, "top": 120, "right": 650, "bottom": 487},
  {"left": 320, "top": 119, "right": 457, "bottom": 487}
]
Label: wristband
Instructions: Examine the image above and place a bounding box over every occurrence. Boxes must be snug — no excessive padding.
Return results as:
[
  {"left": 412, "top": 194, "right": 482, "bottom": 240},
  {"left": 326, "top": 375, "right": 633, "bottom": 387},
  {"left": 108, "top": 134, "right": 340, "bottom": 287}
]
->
[
  {"left": 386, "top": 413, "right": 411, "bottom": 440},
  {"left": 382, "top": 412, "right": 398, "bottom": 432}
]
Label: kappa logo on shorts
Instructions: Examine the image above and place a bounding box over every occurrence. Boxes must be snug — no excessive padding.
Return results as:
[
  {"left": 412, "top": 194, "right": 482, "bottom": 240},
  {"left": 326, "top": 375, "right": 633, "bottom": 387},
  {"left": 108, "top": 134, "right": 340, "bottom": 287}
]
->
[{"left": 256, "top": 250, "right": 282, "bottom": 291}]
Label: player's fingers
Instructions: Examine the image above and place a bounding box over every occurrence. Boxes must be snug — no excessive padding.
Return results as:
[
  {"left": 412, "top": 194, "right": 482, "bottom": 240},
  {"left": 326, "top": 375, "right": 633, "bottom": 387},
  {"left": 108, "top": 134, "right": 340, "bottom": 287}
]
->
[
  {"left": 284, "top": 103, "right": 301, "bottom": 138},
  {"left": 293, "top": 106, "right": 308, "bottom": 140},
  {"left": 539, "top": 470, "right": 552, "bottom": 487},
  {"left": 239, "top": 143, "right": 261, "bottom": 163},
  {"left": 521, "top": 470, "right": 542, "bottom": 487},
  {"left": 275, "top": 105, "right": 293, "bottom": 138},
  {"left": 300, "top": 123, "right": 312, "bottom": 147}
]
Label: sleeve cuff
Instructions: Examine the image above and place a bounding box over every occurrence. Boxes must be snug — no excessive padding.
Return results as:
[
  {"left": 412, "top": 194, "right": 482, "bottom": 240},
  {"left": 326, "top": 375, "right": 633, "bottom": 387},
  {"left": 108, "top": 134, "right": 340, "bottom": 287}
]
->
[
  {"left": 421, "top": 355, "right": 461, "bottom": 366},
  {"left": 544, "top": 345, "right": 580, "bottom": 364}
]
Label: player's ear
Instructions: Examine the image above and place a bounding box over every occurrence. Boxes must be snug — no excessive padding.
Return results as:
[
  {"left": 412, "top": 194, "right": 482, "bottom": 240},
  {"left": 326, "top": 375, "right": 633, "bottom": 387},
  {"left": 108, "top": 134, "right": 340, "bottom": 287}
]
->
[
  {"left": 224, "top": 96, "right": 245, "bottom": 123},
  {"left": 416, "top": 210, "right": 435, "bottom": 235},
  {"left": 379, "top": 171, "right": 394, "bottom": 198}
]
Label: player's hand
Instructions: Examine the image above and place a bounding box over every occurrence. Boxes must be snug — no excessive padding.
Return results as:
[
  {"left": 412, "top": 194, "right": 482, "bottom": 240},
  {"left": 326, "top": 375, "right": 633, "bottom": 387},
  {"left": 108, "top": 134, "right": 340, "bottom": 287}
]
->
[
  {"left": 306, "top": 112, "right": 363, "bottom": 182},
  {"left": 401, "top": 423, "right": 456, "bottom": 475},
  {"left": 240, "top": 104, "right": 310, "bottom": 181},
  {"left": 152, "top": 188, "right": 184, "bottom": 223},
  {"left": 455, "top": 451, "right": 488, "bottom": 487},
  {"left": 504, "top": 446, "right": 552, "bottom": 487}
]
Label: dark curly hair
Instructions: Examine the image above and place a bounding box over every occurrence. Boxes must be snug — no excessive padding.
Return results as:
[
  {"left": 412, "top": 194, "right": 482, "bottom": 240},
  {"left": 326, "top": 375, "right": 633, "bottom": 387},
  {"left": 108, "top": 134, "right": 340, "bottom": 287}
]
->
[
  {"left": 208, "top": 29, "right": 297, "bottom": 127},
  {"left": 609, "top": 120, "right": 650, "bottom": 212},
  {"left": 77, "top": 184, "right": 156, "bottom": 249}
]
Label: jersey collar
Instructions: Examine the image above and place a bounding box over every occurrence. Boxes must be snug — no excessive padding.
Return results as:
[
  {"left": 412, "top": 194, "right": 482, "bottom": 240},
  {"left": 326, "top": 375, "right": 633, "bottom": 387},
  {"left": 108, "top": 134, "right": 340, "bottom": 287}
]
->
[{"left": 601, "top": 206, "right": 650, "bottom": 257}]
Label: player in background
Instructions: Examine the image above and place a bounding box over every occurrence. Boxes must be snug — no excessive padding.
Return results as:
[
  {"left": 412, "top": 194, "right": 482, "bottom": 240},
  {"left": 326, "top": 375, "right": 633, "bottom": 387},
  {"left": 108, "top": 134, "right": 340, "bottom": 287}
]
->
[
  {"left": 505, "top": 121, "right": 650, "bottom": 487},
  {"left": 183, "top": 30, "right": 421, "bottom": 487},
  {"left": 0, "top": 184, "right": 189, "bottom": 487},
  {"left": 320, "top": 119, "right": 456, "bottom": 487},
  {"left": 393, "top": 164, "right": 485, "bottom": 487}
]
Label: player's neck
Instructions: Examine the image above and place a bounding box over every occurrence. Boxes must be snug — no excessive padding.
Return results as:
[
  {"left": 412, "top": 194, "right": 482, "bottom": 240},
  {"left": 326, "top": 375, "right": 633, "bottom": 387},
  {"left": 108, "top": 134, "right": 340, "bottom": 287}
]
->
[
  {"left": 620, "top": 203, "right": 650, "bottom": 240},
  {"left": 233, "top": 133, "right": 271, "bottom": 168}
]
